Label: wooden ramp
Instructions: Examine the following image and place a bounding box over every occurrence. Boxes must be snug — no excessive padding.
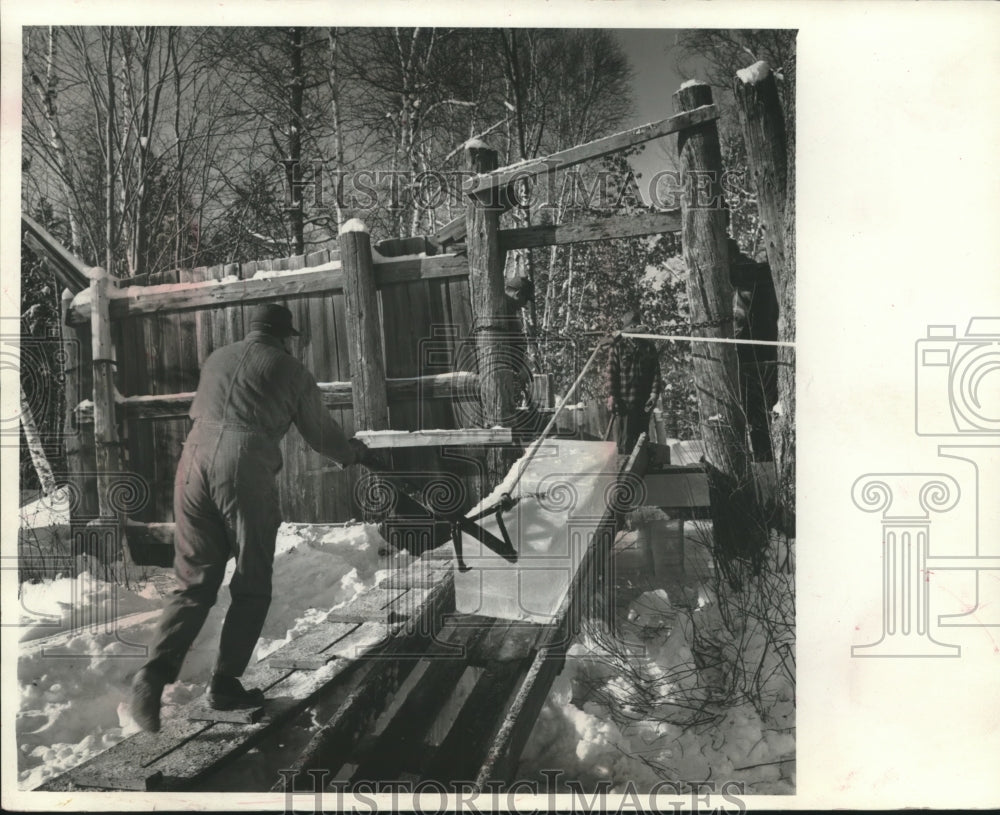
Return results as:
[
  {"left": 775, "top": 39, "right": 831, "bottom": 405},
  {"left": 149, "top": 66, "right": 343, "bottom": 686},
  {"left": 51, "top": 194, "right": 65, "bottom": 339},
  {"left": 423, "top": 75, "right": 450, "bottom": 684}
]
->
[
  {"left": 280, "top": 438, "right": 649, "bottom": 793},
  {"left": 38, "top": 557, "right": 455, "bottom": 793},
  {"left": 41, "top": 438, "right": 649, "bottom": 793}
]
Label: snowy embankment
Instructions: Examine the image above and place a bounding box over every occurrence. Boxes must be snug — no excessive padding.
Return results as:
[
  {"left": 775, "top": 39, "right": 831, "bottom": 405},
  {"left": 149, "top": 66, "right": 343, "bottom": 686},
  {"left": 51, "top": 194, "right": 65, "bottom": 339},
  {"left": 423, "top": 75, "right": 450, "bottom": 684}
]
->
[
  {"left": 16, "top": 518, "right": 393, "bottom": 790},
  {"left": 517, "top": 516, "right": 796, "bottom": 794}
]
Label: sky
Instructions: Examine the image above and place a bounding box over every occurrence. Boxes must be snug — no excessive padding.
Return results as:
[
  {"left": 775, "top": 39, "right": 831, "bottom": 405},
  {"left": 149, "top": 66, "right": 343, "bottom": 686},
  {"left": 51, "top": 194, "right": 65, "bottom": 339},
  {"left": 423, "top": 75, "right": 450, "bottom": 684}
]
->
[{"left": 614, "top": 29, "right": 709, "bottom": 204}]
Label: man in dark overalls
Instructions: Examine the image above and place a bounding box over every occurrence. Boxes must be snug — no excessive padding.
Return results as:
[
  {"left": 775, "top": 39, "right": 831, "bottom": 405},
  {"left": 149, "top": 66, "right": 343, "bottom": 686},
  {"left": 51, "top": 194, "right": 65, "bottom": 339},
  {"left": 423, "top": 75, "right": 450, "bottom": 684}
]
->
[
  {"left": 606, "top": 311, "right": 664, "bottom": 455},
  {"left": 130, "top": 303, "right": 370, "bottom": 732}
]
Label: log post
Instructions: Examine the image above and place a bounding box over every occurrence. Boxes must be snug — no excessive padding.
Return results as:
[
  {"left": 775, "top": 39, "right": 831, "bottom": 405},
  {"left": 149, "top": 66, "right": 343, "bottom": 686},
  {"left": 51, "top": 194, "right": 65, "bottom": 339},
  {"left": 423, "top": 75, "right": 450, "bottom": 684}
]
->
[
  {"left": 88, "top": 268, "right": 133, "bottom": 566},
  {"left": 340, "top": 219, "right": 389, "bottom": 432},
  {"left": 674, "top": 81, "right": 765, "bottom": 572},
  {"left": 465, "top": 140, "right": 517, "bottom": 488},
  {"left": 733, "top": 61, "right": 795, "bottom": 533},
  {"left": 61, "top": 287, "right": 98, "bottom": 519}
]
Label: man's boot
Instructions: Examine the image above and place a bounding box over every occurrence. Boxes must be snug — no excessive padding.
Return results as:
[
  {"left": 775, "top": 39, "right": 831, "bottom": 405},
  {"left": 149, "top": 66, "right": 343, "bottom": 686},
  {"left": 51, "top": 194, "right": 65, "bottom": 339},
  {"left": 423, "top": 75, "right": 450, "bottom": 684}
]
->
[
  {"left": 130, "top": 667, "right": 167, "bottom": 733},
  {"left": 207, "top": 673, "right": 266, "bottom": 711}
]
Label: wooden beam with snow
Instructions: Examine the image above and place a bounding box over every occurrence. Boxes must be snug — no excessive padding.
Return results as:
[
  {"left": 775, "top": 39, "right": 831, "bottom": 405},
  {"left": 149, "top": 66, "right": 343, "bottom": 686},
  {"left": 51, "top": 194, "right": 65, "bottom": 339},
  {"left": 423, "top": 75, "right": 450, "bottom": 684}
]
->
[
  {"left": 21, "top": 213, "right": 92, "bottom": 293},
  {"left": 463, "top": 105, "right": 718, "bottom": 198},
  {"left": 429, "top": 214, "right": 467, "bottom": 248},
  {"left": 498, "top": 210, "right": 681, "bottom": 252},
  {"left": 64, "top": 253, "right": 469, "bottom": 325},
  {"left": 354, "top": 428, "right": 513, "bottom": 449}
]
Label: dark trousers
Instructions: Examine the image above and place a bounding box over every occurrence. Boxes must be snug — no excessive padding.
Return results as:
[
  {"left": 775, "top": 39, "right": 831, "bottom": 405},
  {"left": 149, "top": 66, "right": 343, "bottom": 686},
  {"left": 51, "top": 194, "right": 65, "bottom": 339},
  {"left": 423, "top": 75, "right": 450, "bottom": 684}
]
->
[
  {"left": 615, "top": 404, "right": 650, "bottom": 455},
  {"left": 144, "top": 423, "right": 282, "bottom": 683}
]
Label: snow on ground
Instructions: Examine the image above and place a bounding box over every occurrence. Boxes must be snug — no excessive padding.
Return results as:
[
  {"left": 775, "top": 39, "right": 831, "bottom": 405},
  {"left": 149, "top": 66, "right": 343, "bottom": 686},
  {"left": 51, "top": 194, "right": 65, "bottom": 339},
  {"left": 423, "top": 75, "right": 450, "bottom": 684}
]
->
[
  {"left": 17, "top": 447, "right": 794, "bottom": 793},
  {"left": 517, "top": 520, "right": 795, "bottom": 794},
  {"left": 16, "top": 520, "right": 392, "bottom": 790}
]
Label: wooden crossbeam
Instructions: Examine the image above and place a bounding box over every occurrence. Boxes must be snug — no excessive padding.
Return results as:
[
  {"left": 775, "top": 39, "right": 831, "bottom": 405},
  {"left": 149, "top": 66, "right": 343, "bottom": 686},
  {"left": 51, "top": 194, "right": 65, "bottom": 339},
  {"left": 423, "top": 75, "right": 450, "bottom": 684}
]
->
[
  {"left": 65, "top": 253, "right": 469, "bottom": 325},
  {"left": 463, "top": 105, "right": 718, "bottom": 197},
  {"left": 354, "top": 428, "right": 513, "bottom": 449},
  {"left": 498, "top": 210, "right": 681, "bottom": 252},
  {"left": 78, "top": 372, "right": 480, "bottom": 421},
  {"left": 21, "top": 213, "right": 92, "bottom": 293}
]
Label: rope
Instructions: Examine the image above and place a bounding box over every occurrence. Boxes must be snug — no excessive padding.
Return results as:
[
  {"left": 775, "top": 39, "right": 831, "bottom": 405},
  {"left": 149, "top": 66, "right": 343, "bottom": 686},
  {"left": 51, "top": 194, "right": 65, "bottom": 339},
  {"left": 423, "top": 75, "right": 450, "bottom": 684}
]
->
[
  {"left": 621, "top": 331, "right": 795, "bottom": 348},
  {"left": 506, "top": 337, "right": 610, "bottom": 498}
]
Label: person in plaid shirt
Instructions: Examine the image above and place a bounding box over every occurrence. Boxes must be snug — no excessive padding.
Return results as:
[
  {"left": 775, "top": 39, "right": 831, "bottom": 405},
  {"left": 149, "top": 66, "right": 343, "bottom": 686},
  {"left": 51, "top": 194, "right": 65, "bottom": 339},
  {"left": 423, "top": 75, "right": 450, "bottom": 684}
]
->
[{"left": 606, "top": 311, "right": 664, "bottom": 454}]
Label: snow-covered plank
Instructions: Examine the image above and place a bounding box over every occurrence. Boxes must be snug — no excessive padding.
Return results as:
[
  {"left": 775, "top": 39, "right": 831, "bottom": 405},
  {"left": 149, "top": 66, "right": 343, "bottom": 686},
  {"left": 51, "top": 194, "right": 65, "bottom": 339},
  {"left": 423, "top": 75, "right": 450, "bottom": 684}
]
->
[
  {"left": 65, "top": 253, "right": 469, "bottom": 325},
  {"left": 354, "top": 428, "right": 513, "bottom": 448},
  {"left": 325, "top": 586, "right": 407, "bottom": 623},
  {"left": 266, "top": 621, "right": 362, "bottom": 669},
  {"left": 463, "top": 105, "right": 718, "bottom": 197}
]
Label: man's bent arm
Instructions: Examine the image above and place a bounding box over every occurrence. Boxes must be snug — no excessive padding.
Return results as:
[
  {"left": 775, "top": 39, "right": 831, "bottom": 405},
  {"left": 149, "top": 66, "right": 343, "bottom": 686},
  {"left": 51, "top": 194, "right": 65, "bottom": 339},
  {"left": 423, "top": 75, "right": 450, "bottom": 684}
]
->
[{"left": 294, "top": 371, "right": 357, "bottom": 466}]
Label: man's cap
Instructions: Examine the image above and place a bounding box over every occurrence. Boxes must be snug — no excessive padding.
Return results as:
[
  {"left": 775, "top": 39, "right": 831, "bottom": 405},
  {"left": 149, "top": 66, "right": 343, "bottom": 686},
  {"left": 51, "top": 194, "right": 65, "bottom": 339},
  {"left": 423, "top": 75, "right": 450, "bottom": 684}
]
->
[{"left": 249, "top": 303, "right": 300, "bottom": 337}]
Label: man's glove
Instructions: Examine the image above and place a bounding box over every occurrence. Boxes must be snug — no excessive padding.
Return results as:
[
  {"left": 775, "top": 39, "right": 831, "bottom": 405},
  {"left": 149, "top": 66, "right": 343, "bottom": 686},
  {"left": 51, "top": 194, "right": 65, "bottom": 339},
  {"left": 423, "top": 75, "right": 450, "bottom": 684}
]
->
[
  {"left": 644, "top": 394, "right": 658, "bottom": 413},
  {"left": 347, "top": 437, "right": 373, "bottom": 467},
  {"left": 607, "top": 396, "right": 623, "bottom": 415}
]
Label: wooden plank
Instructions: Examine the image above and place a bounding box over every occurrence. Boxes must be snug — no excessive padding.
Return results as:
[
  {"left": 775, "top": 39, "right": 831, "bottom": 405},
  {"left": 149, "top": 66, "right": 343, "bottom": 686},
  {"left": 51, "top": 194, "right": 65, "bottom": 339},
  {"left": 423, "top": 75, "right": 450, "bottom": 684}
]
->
[
  {"left": 266, "top": 621, "right": 361, "bottom": 669},
  {"left": 473, "top": 649, "right": 564, "bottom": 787},
  {"left": 306, "top": 256, "right": 333, "bottom": 521},
  {"left": 464, "top": 618, "right": 514, "bottom": 665},
  {"left": 420, "top": 658, "right": 529, "bottom": 783},
  {"left": 89, "top": 268, "right": 126, "bottom": 521},
  {"left": 431, "top": 214, "right": 467, "bottom": 247},
  {"left": 642, "top": 469, "right": 711, "bottom": 508},
  {"left": 187, "top": 702, "right": 265, "bottom": 725},
  {"left": 328, "top": 287, "right": 355, "bottom": 520},
  {"left": 270, "top": 621, "right": 396, "bottom": 671},
  {"left": 21, "top": 213, "right": 91, "bottom": 292},
  {"left": 463, "top": 105, "right": 719, "bottom": 197},
  {"left": 348, "top": 622, "right": 486, "bottom": 782},
  {"left": 325, "top": 587, "right": 407, "bottom": 624},
  {"left": 115, "top": 288, "right": 154, "bottom": 521},
  {"left": 41, "top": 719, "right": 214, "bottom": 791},
  {"left": 279, "top": 573, "right": 455, "bottom": 787},
  {"left": 498, "top": 210, "right": 682, "bottom": 251},
  {"left": 354, "top": 428, "right": 512, "bottom": 449},
  {"left": 66, "top": 254, "right": 469, "bottom": 325}
]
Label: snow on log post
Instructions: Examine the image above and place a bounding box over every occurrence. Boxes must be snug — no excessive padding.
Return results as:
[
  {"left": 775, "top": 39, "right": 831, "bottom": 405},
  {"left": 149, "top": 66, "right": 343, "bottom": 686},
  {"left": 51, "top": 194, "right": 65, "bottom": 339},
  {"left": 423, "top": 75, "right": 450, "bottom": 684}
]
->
[
  {"left": 733, "top": 61, "right": 794, "bottom": 533},
  {"left": 88, "top": 268, "right": 130, "bottom": 556},
  {"left": 465, "top": 140, "right": 517, "bottom": 488},
  {"left": 61, "top": 287, "right": 99, "bottom": 518},
  {"left": 674, "top": 81, "right": 766, "bottom": 570},
  {"left": 340, "top": 219, "right": 389, "bottom": 433}
]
